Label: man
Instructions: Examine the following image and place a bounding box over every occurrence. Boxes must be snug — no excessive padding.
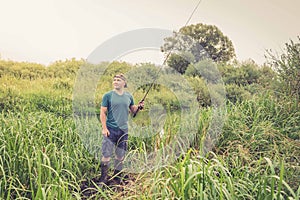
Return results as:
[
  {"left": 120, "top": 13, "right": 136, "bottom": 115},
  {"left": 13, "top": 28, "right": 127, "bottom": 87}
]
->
[{"left": 99, "top": 73, "right": 144, "bottom": 186}]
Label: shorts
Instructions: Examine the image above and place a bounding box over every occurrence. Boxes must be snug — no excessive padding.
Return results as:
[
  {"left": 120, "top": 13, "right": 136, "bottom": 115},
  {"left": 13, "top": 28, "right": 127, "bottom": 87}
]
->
[{"left": 101, "top": 127, "right": 128, "bottom": 158}]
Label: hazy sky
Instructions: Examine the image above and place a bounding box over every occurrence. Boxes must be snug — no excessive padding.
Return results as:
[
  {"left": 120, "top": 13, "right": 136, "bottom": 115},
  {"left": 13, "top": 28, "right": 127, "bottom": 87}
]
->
[{"left": 0, "top": 0, "right": 299, "bottom": 65}]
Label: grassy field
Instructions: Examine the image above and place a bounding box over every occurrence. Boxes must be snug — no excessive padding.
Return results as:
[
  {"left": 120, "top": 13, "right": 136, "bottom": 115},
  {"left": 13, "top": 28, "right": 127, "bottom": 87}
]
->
[{"left": 0, "top": 64, "right": 299, "bottom": 199}]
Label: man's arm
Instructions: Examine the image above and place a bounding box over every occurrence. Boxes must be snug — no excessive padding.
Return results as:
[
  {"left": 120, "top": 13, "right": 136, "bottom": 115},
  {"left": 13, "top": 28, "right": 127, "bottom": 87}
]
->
[
  {"left": 130, "top": 101, "right": 144, "bottom": 115},
  {"left": 130, "top": 105, "right": 137, "bottom": 114},
  {"left": 100, "top": 106, "right": 109, "bottom": 137}
]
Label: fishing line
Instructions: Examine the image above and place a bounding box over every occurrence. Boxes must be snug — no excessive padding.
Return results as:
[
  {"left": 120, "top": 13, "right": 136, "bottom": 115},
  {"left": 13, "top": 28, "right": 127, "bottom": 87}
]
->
[{"left": 133, "top": 0, "right": 203, "bottom": 117}]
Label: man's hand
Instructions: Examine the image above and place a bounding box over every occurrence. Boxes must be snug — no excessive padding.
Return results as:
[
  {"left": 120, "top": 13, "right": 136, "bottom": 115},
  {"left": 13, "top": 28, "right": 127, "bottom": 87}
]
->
[
  {"left": 138, "top": 100, "right": 144, "bottom": 110},
  {"left": 102, "top": 127, "right": 110, "bottom": 137},
  {"left": 132, "top": 100, "right": 145, "bottom": 117}
]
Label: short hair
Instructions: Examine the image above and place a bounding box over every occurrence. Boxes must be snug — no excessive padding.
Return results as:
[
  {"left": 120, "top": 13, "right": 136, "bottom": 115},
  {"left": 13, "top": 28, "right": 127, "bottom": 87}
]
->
[{"left": 114, "top": 74, "right": 127, "bottom": 88}]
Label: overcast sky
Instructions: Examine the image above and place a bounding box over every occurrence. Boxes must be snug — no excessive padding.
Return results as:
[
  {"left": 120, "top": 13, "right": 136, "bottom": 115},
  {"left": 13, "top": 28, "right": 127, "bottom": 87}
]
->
[{"left": 0, "top": 0, "right": 299, "bottom": 66}]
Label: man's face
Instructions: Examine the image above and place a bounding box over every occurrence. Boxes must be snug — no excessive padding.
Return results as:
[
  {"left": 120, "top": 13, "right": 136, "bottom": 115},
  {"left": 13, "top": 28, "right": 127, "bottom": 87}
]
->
[{"left": 113, "top": 77, "right": 126, "bottom": 90}]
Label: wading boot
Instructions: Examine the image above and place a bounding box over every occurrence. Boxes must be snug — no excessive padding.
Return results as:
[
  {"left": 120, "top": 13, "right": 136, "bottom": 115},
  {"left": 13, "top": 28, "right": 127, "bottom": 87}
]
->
[
  {"left": 112, "top": 159, "right": 123, "bottom": 185},
  {"left": 98, "top": 161, "right": 109, "bottom": 187}
]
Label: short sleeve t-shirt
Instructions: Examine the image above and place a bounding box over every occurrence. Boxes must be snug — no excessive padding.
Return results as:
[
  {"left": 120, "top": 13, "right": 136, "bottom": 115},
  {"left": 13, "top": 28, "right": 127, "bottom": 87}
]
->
[{"left": 101, "top": 90, "right": 134, "bottom": 130}]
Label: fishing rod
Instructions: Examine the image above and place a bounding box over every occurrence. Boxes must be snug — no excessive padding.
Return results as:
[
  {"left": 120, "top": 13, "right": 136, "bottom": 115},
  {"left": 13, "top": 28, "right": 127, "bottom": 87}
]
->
[{"left": 133, "top": 0, "right": 203, "bottom": 117}]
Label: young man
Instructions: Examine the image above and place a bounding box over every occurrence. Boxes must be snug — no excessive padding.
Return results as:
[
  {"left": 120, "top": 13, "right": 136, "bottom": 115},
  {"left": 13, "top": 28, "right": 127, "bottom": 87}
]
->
[{"left": 99, "top": 74, "right": 144, "bottom": 185}]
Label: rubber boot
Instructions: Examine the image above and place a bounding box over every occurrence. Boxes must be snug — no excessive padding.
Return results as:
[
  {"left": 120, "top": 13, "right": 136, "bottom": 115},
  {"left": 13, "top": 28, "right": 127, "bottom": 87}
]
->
[
  {"left": 99, "top": 161, "right": 109, "bottom": 186},
  {"left": 112, "top": 159, "right": 123, "bottom": 185}
]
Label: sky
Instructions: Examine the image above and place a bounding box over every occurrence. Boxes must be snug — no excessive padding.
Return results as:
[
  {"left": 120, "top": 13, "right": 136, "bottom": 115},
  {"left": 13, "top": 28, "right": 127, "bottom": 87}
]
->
[{"left": 0, "top": 0, "right": 299, "bottom": 66}]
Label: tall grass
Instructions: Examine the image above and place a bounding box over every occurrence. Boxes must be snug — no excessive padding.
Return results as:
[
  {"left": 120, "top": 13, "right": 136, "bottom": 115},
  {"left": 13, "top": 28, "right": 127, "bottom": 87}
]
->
[
  {"left": 0, "top": 77, "right": 299, "bottom": 199},
  {"left": 126, "top": 150, "right": 299, "bottom": 200},
  {"left": 0, "top": 109, "right": 103, "bottom": 199},
  {"left": 217, "top": 93, "right": 300, "bottom": 196}
]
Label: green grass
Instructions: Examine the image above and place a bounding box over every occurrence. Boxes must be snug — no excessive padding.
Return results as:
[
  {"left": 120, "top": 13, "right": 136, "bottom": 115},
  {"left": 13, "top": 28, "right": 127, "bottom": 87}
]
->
[{"left": 0, "top": 76, "right": 299, "bottom": 199}]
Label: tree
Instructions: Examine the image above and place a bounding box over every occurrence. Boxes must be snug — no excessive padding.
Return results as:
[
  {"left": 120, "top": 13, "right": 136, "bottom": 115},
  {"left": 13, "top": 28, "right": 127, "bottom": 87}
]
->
[
  {"left": 166, "top": 53, "right": 191, "bottom": 74},
  {"left": 257, "top": 64, "right": 276, "bottom": 89},
  {"left": 162, "top": 23, "right": 236, "bottom": 74},
  {"left": 219, "top": 60, "right": 260, "bottom": 86},
  {"left": 47, "top": 58, "right": 84, "bottom": 78},
  {"left": 185, "top": 59, "right": 221, "bottom": 84},
  {"left": 266, "top": 36, "right": 300, "bottom": 103}
]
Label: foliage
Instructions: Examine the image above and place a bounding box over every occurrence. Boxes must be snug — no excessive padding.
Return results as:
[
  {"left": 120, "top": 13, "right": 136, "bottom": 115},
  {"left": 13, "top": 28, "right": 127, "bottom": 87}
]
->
[
  {"left": 0, "top": 53, "right": 299, "bottom": 199},
  {"left": 0, "top": 60, "right": 46, "bottom": 79},
  {"left": 186, "top": 59, "right": 222, "bottom": 83},
  {"left": 266, "top": 36, "right": 300, "bottom": 103},
  {"left": 162, "top": 23, "right": 236, "bottom": 69},
  {"left": 217, "top": 94, "right": 300, "bottom": 193},
  {"left": 141, "top": 150, "right": 299, "bottom": 200},
  {"left": 218, "top": 60, "right": 261, "bottom": 86},
  {"left": 0, "top": 58, "right": 84, "bottom": 80},
  {"left": 257, "top": 64, "right": 277, "bottom": 89},
  {"left": 102, "top": 61, "right": 133, "bottom": 77},
  {"left": 0, "top": 111, "right": 93, "bottom": 199},
  {"left": 47, "top": 58, "right": 85, "bottom": 78},
  {"left": 166, "top": 53, "right": 192, "bottom": 74},
  {"left": 187, "top": 77, "right": 211, "bottom": 107},
  {"left": 225, "top": 84, "right": 251, "bottom": 103}
]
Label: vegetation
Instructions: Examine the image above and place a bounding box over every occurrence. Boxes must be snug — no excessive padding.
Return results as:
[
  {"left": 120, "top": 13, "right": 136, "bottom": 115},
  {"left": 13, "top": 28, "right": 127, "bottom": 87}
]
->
[
  {"left": 161, "top": 23, "right": 236, "bottom": 74},
  {"left": 266, "top": 36, "right": 300, "bottom": 105},
  {"left": 0, "top": 36, "right": 299, "bottom": 199}
]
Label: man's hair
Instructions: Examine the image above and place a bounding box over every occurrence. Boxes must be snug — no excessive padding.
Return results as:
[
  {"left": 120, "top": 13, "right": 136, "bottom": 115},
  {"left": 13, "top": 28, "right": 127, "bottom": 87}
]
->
[{"left": 114, "top": 74, "right": 127, "bottom": 88}]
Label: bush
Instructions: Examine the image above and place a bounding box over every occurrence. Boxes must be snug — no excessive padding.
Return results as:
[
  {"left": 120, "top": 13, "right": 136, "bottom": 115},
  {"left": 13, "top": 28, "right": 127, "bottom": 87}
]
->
[{"left": 225, "top": 84, "right": 251, "bottom": 103}]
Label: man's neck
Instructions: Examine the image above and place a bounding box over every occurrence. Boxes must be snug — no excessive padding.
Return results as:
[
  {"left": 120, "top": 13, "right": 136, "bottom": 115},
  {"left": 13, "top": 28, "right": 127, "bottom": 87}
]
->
[{"left": 113, "top": 89, "right": 124, "bottom": 95}]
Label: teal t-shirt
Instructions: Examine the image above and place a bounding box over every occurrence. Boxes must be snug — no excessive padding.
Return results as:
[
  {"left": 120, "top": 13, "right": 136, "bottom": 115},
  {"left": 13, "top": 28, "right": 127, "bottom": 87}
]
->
[{"left": 101, "top": 90, "right": 134, "bottom": 130}]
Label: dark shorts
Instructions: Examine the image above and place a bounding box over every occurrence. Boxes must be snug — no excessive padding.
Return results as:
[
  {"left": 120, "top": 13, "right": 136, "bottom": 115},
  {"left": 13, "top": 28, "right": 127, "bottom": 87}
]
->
[{"left": 102, "top": 127, "right": 128, "bottom": 158}]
